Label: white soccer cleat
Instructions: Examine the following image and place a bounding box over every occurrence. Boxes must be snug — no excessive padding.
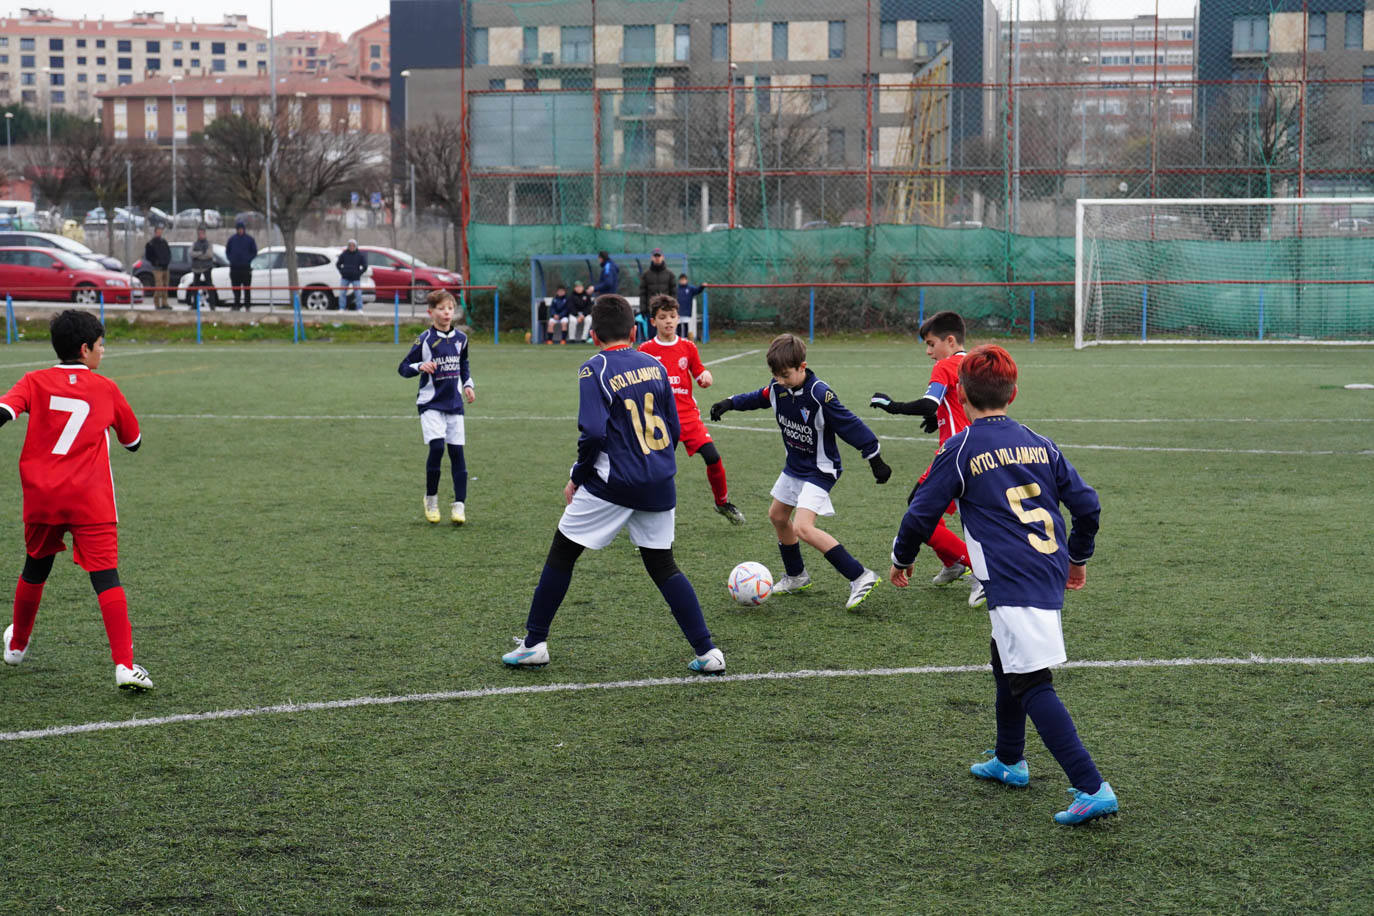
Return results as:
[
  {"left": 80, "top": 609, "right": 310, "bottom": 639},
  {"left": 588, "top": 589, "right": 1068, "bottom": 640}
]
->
[
  {"left": 688, "top": 646, "right": 725, "bottom": 675},
  {"left": 772, "top": 572, "right": 812, "bottom": 595},
  {"left": 845, "top": 568, "right": 880, "bottom": 611},
  {"left": 423, "top": 495, "right": 441, "bottom": 524},
  {"left": 931, "top": 563, "right": 971, "bottom": 586},
  {"left": 969, "top": 579, "right": 988, "bottom": 609},
  {"left": 3, "top": 624, "right": 27, "bottom": 666},
  {"left": 450, "top": 500, "right": 466, "bottom": 526},
  {"left": 501, "top": 637, "right": 549, "bottom": 668},
  {"left": 115, "top": 663, "right": 154, "bottom": 691}
]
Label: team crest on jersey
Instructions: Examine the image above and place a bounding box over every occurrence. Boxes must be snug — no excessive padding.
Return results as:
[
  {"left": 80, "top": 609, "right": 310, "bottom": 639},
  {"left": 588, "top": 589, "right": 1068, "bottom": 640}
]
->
[
  {"left": 824, "top": 389, "right": 835, "bottom": 403},
  {"left": 800, "top": 408, "right": 810, "bottom": 423},
  {"left": 68, "top": 374, "right": 77, "bottom": 384},
  {"left": 678, "top": 357, "right": 688, "bottom": 370},
  {"left": 579, "top": 366, "right": 593, "bottom": 379}
]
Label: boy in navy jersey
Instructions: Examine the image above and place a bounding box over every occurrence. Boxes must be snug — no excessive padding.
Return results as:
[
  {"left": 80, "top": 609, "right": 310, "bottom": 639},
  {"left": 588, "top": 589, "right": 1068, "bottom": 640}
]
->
[
  {"left": 711, "top": 334, "right": 892, "bottom": 611},
  {"left": 888, "top": 344, "right": 1117, "bottom": 826},
  {"left": 502, "top": 294, "right": 724, "bottom": 675},
  {"left": 398, "top": 290, "right": 476, "bottom": 525}
]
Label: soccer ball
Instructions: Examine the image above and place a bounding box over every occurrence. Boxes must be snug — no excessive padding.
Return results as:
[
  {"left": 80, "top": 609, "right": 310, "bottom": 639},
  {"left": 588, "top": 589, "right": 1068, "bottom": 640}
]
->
[{"left": 727, "top": 561, "right": 773, "bottom": 606}]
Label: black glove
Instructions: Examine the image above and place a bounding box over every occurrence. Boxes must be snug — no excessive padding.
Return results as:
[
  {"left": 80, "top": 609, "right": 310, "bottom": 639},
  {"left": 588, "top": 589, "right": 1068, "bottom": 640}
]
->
[
  {"left": 920, "top": 414, "right": 939, "bottom": 434},
  {"left": 870, "top": 455, "right": 891, "bottom": 484},
  {"left": 870, "top": 392, "right": 895, "bottom": 413},
  {"left": 709, "top": 399, "right": 732, "bottom": 422}
]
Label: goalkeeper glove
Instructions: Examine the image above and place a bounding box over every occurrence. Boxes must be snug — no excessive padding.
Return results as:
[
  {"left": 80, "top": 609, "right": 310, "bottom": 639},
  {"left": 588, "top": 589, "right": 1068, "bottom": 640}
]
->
[
  {"left": 920, "top": 414, "right": 939, "bottom": 434},
  {"left": 870, "top": 392, "right": 894, "bottom": 412},
  {"left": 870, "top": 455, "right": 892, "bottom": 484},
  {"left": 709, "top": 399, "right": 733, "bottom": 422}
]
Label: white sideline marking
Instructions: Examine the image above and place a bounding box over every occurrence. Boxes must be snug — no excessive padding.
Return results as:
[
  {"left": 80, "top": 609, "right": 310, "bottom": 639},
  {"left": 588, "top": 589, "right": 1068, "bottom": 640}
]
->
[
  {"left": 703, "top": 348, "right": 763, "bottom": 366},
  {"left": 1, "top": 654, "right": 1369, "bottom": 744},
  {"left": 0, "top": 349, "right": 168, "bottom": 371}
]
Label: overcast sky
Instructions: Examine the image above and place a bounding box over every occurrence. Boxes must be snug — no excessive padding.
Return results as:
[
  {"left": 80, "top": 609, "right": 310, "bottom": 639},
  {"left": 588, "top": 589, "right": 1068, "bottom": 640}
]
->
[{"left": 10, "top": 1, "right": 1200, "bottom": 40}]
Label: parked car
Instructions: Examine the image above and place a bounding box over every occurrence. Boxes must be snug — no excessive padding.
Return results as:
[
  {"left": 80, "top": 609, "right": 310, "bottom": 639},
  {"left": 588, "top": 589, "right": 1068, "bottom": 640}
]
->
[
  {"left": 131, "top": 242, "right": 229, "bottom": 291},
  {"left": 0, "top": 246, "right": 142, "bottom": 304},
  {"left": 176, "top": 245, "right": 375, "bottom": 309},
  {"left": 800, "top": 220, "right": 831, "bottom": 230},
  {"left": 356, "top": 245, "right": 462, "bottom": 304},
  {"left": 84, "top": 207, "right": 146, "bottom": 231},
  {"left": 0, "top": 230, "right": 123, "bottom": 271},
  {"left": 1330, "top": 217, "right": 1373, "bottom": 233},
  {"left": 174, "top": 208, "right": 222, "bottom": 229},
  {"left": 233, "top": 211, "right": 268, "bottom": 229},
  {"left": 704, "top": 223, "right": 731, "bottom": 232}
]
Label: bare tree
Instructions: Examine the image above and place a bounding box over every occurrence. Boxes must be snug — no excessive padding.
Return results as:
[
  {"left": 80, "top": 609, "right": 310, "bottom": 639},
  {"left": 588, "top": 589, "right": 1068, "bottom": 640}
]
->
[
  {"left": 23, "top": 144, "right": 77, "bottom": 214},
  {"left": 402, "top": 117, "right": 466, "bottom": 277},
  {"left": 61, "top": 124, "right": 163, "bottom": 256},
  {"left": 205, "top": 114, "right": 375, "bottom": 298},
  {"left": 176, "top": 140, "right": 228, "bottom": 216}
]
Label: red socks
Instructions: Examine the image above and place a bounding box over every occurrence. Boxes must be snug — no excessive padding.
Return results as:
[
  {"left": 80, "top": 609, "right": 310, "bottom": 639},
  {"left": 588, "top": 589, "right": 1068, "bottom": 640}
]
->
[
  {"left": 926, "top": 518, "right": 971, "bottom": 569},
  {"left": 10, "top": 578, "right": 44, "bottom": 652},
  {"left": 97, "top": 586, "right": 134, "bottom": 668},
  {"left": 705, "top": 459, "right": 730, "bottom": 505}
]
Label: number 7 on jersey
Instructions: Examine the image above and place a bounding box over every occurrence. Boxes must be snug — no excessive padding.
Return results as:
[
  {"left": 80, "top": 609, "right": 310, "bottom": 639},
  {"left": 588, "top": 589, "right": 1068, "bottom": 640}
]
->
[{"left": 49, "top": 395, "right": 90, "bottom": 455}]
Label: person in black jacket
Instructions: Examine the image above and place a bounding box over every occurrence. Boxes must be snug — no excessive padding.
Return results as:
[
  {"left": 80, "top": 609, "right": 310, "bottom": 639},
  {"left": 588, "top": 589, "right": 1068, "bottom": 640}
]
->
[
  {"left": 225, "top": 221, "right": 258, "bottom": 310},
  {"left": 144, "top": 226, "right": 172, "bottom": 309},
  {"left": 638, "top": 248, "right": 674, "bottom": 341},
  {"left": 188, "top": 227, "right": 216, "bottom": 309},
  {"left": 336, "top": 239, "right": 368, "bottom": 311}
]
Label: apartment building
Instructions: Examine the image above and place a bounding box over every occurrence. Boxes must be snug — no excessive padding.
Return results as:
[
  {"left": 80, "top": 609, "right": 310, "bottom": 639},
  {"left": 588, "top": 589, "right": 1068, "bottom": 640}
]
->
[
  {"left": 95, "top": 73, "right": 389, "bottom": 142},
  {"left": 332, "top": 16, "right": 390, "bottom": 88},
  {"left": 275, "top": 30, "right": 344, "bottom": 76},
  {"left": 0, "top": 8, "right": 269, "bottom": 115}
]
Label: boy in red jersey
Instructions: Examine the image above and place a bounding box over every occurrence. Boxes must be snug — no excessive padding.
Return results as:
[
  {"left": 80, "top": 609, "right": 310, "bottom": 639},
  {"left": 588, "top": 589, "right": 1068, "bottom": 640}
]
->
[
  {"left": 870, "top": 310, "right": 981, "bottom": 605},
  {"left": 638, "top": 295, "right": 745, "bottom": 525},
  {"left": 0, "top": 310, "right": 153, "bottom": 691}
]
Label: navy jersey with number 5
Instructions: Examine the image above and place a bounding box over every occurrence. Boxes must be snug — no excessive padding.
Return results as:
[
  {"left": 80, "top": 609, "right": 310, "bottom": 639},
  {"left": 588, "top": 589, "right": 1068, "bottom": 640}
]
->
[
  {"left": 398, "top": 327, "right": 473, "bottom": 414},
  {"left": 726, "top": 369, "right": 879, "bottom": 491},
  {"left": 571, "top": 344, "right": 681, "bottom": 512},
  {"left": 891, "top": 415, "right": 1100, "bottom": 610}
]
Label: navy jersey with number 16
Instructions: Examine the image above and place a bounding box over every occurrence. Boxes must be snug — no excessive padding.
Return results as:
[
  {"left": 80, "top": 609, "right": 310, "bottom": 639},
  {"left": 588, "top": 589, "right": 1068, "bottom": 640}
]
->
[{"left": 571, "top": 344, "right": 681, "bottom": 512}]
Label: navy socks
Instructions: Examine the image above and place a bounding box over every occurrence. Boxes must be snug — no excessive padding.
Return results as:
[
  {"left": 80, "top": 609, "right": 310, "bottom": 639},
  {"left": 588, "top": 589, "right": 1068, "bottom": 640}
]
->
[
  {"left": 656, "top": 572, "right": 714, "bottom": 656},
  {"left": 823, "top": 544, "right": 865, "bottom": 581},
  {"left": 778, "top": 541, "right": 804, "bottom": 577}
]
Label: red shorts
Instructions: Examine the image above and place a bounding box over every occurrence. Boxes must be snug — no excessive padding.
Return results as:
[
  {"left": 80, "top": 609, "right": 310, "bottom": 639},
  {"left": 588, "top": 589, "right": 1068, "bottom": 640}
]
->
[
  {"left": 678, "top": 415, "right": 714, "bottom": 457},
  {"left": 24, "top": 522, "right": 119, "bottom": 572},
  {"left": 917, "top": 465, "right": 957, "bottom": 516}
]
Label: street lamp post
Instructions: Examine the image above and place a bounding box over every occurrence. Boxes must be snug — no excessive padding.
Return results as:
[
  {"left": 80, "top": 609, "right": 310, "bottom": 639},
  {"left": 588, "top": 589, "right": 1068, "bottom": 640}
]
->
[
  {"left": 1079, "top": 56, "right": 1091, "bottom": 200},
  {"left": 4, "top": 112, "right": 12, "bottom": 161},
  {"left": 400, "top": 69, "right": 411, "bottom": 230},
  {"left": 169, "top": 75, "right": 181, "bottom": 219},
  {"left": 42, "top": 67, "right": 51, "bottom": 146},
  {"left": 293, "top": 90, "right": 307, "bottom": 134}
]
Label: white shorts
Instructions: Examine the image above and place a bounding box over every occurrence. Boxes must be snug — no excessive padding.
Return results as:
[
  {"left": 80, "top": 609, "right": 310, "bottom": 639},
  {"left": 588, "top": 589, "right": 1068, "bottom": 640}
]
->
[
  {"left": 420, "top": 410, "right": 465, "bottom": 445},
  {"left": 770, "top": 472, "right": 835, "bottom": 517},
  {"left": 988, "top": 605, "right": 1067, "bottom": 674},
  {"left": 558, "top": 487, "right": 675, "bottom": 550}
]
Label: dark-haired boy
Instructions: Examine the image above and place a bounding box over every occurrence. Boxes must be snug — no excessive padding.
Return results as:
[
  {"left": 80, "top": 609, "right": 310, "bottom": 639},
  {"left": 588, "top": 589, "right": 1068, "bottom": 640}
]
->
[
  {"left": 0, "top": 310, "right": 153, "bottom": 691},
  {"left": 545, "top": 284, "right": 571, "bottom": 345},
  {"left": 639, "top": 294, "right": 743, "bottom": 525},
  {"left": 888, "top": 344, "right": 1116, "bottom": 826},
  {"left": 503, "top": 294, "right": 724, "bottom": 675},
  {"left": 871, "top": 309, "right": 978, "bottom": 603},
  {"left": 711, "top": 334, "right": 891, "bottom": 611}
]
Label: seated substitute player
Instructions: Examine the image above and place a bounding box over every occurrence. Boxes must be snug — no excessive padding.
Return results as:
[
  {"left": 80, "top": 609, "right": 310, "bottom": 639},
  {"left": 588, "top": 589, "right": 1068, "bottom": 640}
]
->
[
  {"left": 502, "top": 294, "right": 725, "bottom": 675},
  {"left": 888, "top": 344, "right": 1116, "bottom": 826},
  {"left": 0, "top": 310, "right": 153, "bottom": 691},
  {"left": 545, "top": 284, "right": 572, "bottom": 345},
  {"left": 710, "top": 333, "right": 891, "bottom": 611},
  {"left": 871, "top": 309, "right": 979, "bottom": 604},
  {"left": 398, "top": 290, "right": 476, "bottom": 525},
  {"left": 638, "top": 294, "right": 745, "bottom": 525}
]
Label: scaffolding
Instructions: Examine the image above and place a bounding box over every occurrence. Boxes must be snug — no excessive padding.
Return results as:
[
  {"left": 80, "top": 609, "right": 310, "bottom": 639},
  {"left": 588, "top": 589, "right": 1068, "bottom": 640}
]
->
[{"left": 885, "top": 45, "right": 952, "bottom": 226}]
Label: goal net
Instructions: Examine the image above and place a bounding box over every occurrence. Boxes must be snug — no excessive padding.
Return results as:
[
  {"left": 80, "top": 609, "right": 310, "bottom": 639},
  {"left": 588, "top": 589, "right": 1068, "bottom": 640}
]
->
[{"left": 1075, "top": 198, "right": 1374, "bottom": 347}]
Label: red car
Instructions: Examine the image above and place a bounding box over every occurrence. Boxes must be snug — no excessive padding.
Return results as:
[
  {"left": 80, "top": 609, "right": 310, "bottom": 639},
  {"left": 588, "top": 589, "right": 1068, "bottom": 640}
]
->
[
  {"left": 357, "top": 246, "right": 463, "bottom": 304},
  {"left": 0, "top": 247, "right": 142, "bottom": 304}
]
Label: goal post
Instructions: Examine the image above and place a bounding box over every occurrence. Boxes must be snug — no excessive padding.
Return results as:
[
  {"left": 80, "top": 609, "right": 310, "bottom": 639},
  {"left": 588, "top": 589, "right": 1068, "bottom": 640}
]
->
[{"left": 1074, "top": 197, "right": 1374, "bottom": 348}]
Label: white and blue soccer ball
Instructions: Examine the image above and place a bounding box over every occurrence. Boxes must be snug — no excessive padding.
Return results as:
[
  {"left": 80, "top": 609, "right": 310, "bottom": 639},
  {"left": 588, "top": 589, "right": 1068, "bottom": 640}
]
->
[{"left": 727, "top": 561, "right": 774, "bottom": 606}]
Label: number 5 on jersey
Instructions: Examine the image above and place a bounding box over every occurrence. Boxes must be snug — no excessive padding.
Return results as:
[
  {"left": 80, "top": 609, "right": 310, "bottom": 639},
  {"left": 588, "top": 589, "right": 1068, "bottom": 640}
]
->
[
  {"left": 49, "top": 395, "right": 90, "bottom": 455},
  {"left": 624, "top": 392, "right": 670, "bottom": 455},
  {"left": 1005, "top": 483, "right": 1059, "bottom": 554}
]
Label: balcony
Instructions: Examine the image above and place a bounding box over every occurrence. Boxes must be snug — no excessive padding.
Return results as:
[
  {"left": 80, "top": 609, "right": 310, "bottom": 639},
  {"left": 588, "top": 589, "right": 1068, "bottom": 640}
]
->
[
  {"left": 520, "top": 49, "right": 592, "bottom": 71},
  {"left": 619, "top": 49, "right": 689, "bottom": 70}
]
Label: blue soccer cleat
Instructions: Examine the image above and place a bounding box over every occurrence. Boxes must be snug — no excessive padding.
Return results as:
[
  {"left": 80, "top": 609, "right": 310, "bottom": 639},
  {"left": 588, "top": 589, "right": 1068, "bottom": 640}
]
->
[
  {"left": 970, "top": 750, "right": 1029, "bottom": 787},
  {"left": 1054, "top": 781, "right": 1118, "bottom": 825}
]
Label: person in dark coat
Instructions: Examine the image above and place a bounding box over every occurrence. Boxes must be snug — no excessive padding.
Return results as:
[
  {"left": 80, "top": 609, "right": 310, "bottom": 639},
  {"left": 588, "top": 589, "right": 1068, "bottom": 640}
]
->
[
  {"left": 188, "top": 226, "right": 216, "bottom": 309},
  {"left": 225, "top": 220, "right": 258, "bottom": 310},
  {"left": 638, "top": 248, "right": 674, "bottom": 342},
  {"left": 144, "top": 226, "right": 172, "bottom": 309},
  {"left": 336, "top": 239, "right": 368, "bottom": 311}
]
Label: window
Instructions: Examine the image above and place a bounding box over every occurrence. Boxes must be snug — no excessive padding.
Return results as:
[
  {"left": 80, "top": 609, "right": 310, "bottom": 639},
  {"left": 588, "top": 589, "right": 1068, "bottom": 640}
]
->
[
  {"left": 1361, "top": 122, "right": 1374, "bottom": 164},
  {"left": 48, "top": 55, "right": 63, "bottom": 68},
  {"left": 237, "top": 42, "right": 247, "bottom": 52},
  {"left": 20, "top": 55, "right": 34, "bottom": 68},
  {"left": 622, "top": 72, "right": 655, "bottom": 115},
  {"left": 117, "top": 57, "right": 131, "bottom": 70},
  {"left": 146, "top": 40, "right": 160, "bottom": 53},
  {"left": 96, "top": 73, "right": 106, "bottom": 83},
  {"left": 1309, "top": 66, "right": 1326, "bottom": 108},
  {"left": 237, "top": 59, "right": 247, "bottom": 69},
  {"left": 472, "top": 28, "right": 488, "bottom": 66},
  {"left": 811, "top": 74, "right": 828, "bottom": 112},
  {"left": 827, "top": 128, "right": 844, "bottom": 163},
  {"left": 523, "top": 77, "right": 538, "bottom": 90},
  {"left": 190, "top": 59, "right": 200, "bottom": 68},
  {"left": 522, "top": 26, "right": 538, "bottom": 64},
  {"left": 76, "top": 39, "right": 85, "bottom": 48},
  {"left": 560, "top": 26, "right": 589, "bottom": 63},
  {"left": 489, "top": 78, "right": 505, "bottom": 90},
  {"left": 1365, "top": 66, "right": 1374, "bottom": 105},
  {"left": 172, "top": 58, "right": 181, "bottom": 67},
  {"left": 172, "top": 40, "right": 182, "bottom": 50},
  {"left": 624, "top": 25, "right": 655, "bottom": 63},
  {"left": 212, "top": 59, "right": 225, "bottom": 72},
  {"left": 147, "top": 58, "right": 160, "bottom": 71},
  {"left": 49, "top": 73, "right": 63, "bottom": 86},
  {"left": 20, "top": 38, "right": 35, "bottom": 51},
  {"left": 772, "top": 23, "right": 788, "bottom": 60},
  {"left": 76, "top": 56, "right": 85, "bottom": 65},
  {"left": 117, "top": 39, "right": 131, "bottom": 53},
  {"left": 754, "top": 75, "right": 771, "bottom": 114},
  {"left": 20, "top": 73, "right": 34, "bottom": 86},
  {"left": 0, "top": 55, "right": 7, "bottom": 64},
  {"left": 828, "top": 21, "right": 845, "bottom": 59},
  {"left": 211, "top": 42, "right": 225, "bottom": 55},
  {"left": 96, "top": 39, "right": 105, "bottom": 48},
  {"left": 370, "top": 62, "right": 381, "bottom": 72},
  {"left": 1309, "top": 13, "right": 1326, "bottom": 51},
  {"left": 117, "top": 75, "right": 131, "bottom": 85},
  {"left": 917, "top": 21, "right": 950, "bottom": 57},
  {"left": 370, "top": 44, "right": 381, "bottom": 59},
  {"left": 675, "top": 24, "right": 690, "bottom": 62},
  {"left": 96, "top": 56, "right": 105, "bottom": 65},
  {"left": 0, "top": 37, "right": 7, "bottom": 47},
  {"left": 880, "top": 20, "right": 897, "bottom": 58},
  {"left": 1233, "top": 16, "right": 1267, "bottom": 53},
  {"left": 50, "top": 90, "right": 63, "bottom": 103},
  {"left": 48, "top": 38, "right": 63, "bottom": 51},
  {"left": 257, "top": 42, "right": 266, "bottom": 53},
  {"left": 76, "top": 73, "right": 86, "bottom": 83},
  {"left": 1348, "top": 12, "right": 1364, "bottom": 49},
  {"left": 190, "top": 41, "right": 199, "bottom": 50},
  {"left": 711, "top": 23, "right": 727, "bottom": 61}
]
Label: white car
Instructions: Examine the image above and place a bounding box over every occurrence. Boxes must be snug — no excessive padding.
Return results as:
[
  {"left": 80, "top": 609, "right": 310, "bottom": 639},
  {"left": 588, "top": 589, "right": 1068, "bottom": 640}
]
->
[{"left": 176, "top": 245, "right": 376, "bottom": 310}]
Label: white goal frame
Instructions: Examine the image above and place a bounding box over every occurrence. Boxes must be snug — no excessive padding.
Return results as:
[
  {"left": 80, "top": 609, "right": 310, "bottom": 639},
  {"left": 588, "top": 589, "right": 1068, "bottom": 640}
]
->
[{"left": 1074, "top": 197, "right": 1374, "bottom": 349}]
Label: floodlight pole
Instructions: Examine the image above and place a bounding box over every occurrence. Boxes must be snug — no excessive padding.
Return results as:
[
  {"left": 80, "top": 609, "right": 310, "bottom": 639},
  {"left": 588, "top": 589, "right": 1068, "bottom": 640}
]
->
[{"left": 169, "top": 75, "right": 180, "bottom": 217}]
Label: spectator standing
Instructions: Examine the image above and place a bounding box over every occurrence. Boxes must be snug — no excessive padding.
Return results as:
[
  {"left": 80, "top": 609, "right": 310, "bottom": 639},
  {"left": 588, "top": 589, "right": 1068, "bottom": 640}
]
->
[
  {"left": 591, "top": 251, "right": 620, "bottom": 297},
  {"left": 144, "top": 226, "right": 172, "bottom": 309},
  {"left": 638, "top": 247, "right": 674, "bottom": 341},
  {"left": 336, "top": 239, "right": 367, "bottom": 311},
  {"left": 225, "top": 220, "right": 258, "bottom": 311},
  {"left": 676, "top": 272, "right": 706, "bottom": 341},
  {"left": 188, "top": 227, "right": 215, "bottom": 310},
  {"left": 568, "top": 281, "right": 593, "bottom": 343}
]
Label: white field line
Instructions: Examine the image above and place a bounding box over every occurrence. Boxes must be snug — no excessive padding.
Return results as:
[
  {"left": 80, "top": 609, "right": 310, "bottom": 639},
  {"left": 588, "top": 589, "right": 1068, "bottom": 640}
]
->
[
  {"left": 0, "top": 348, "right": 169, "bottom": 371},
  {"left": 139, "top": 413, "right": 1370, "bottom": 426},
  {"left": 2, "top": 654, "right": 1369, "bottom": 744},
  {"left": 703, "top": 348, "right": 763, "bottom": 366}
]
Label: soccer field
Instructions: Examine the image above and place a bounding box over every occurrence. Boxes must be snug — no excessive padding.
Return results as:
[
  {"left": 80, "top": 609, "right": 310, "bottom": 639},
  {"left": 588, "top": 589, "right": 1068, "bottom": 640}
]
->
[{"left": 0, "top": 339, "right": 1371, "bottom": 913}]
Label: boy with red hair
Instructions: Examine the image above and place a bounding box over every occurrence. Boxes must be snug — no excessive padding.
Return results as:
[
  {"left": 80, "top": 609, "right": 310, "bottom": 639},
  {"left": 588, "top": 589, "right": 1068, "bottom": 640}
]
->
[{"left": 888, "top": 344, "right": 1117, "bottom": 826}]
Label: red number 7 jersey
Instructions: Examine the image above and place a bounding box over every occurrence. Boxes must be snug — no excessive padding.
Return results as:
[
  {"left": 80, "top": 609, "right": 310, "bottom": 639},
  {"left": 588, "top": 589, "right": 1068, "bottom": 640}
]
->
[{"left": 0, "top": 365, "right": 141, "bottom": 524}]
